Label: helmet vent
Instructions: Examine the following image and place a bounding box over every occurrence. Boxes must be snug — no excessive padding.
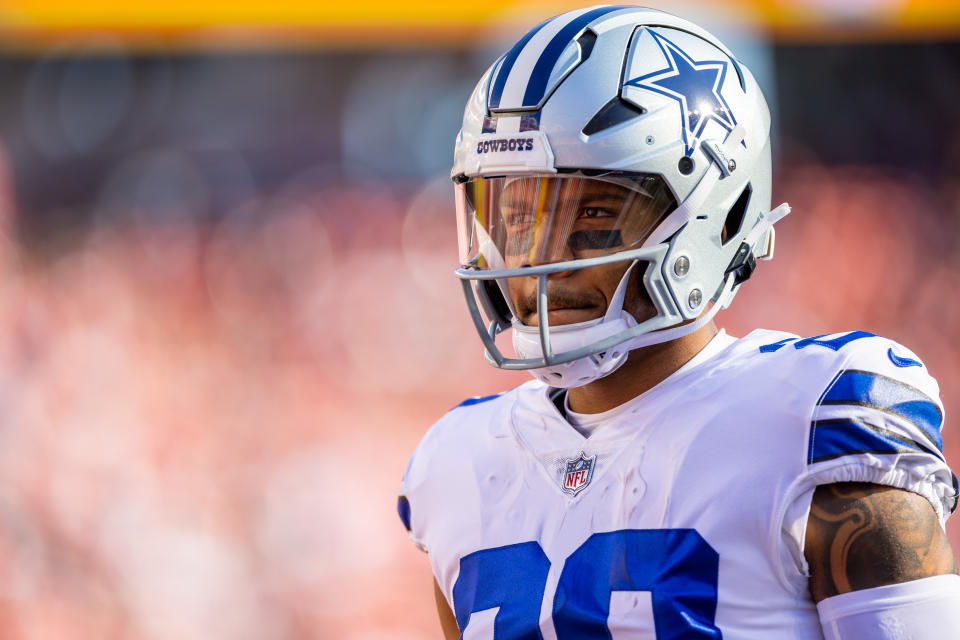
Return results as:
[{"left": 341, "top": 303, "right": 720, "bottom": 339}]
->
[
  {"left": 576, "top": 29, "right": 598, "bottom": 61},
  {"left": 582, "top": 97, "right": 646, "bottom": 136},
  {"left": 722, "top": 184, "right": 752, "bottom": 246}
]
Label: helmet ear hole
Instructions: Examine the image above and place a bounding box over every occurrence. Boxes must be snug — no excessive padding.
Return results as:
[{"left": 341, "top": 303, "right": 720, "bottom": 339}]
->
[{"left": 722, "top": 184, "right": 752, "bottom": 246}]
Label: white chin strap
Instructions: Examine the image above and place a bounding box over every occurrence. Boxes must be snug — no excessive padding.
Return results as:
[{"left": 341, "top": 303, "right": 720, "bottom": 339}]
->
[
  {"left": 513, "top": 202, "right": 791, "bottom": 389},
  {"left": 513, "top": 311, "right": 638, "bottom": 388}
]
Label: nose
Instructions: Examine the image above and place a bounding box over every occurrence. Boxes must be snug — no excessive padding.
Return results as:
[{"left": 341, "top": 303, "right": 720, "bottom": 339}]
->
[
  {"left": 520, "top": 263, "right": 576, "bottom": 284},
  {"left": 521, "top": 222, "right": 576, "bottom": 268}
]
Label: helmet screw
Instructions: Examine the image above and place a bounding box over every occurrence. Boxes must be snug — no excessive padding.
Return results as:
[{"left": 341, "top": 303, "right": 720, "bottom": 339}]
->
[
  {"left": 727, "top": 159, "right": 737, "bottom": 172},
  {"left": 673, "top": 256, "right": 690, "bottom": 277},
  {"left": 645, "top": 135, "right": 655, "bottom": 145},
  {"left": 678, "top": 157, "right": 694, "bottom": 175},
  {"left": 688, "top": 289, "right": 702, "bottom": 310}
]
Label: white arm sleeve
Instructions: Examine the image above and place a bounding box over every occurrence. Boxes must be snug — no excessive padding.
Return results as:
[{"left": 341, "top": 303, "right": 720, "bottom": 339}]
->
[{"left": 817, "top": 575, "right": 960, "bottom": 640}]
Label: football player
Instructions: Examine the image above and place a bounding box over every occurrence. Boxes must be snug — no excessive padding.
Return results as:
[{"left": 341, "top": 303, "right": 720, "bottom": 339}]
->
[{"left": 398, "top": 6, "right": 960, "bottom": 638}]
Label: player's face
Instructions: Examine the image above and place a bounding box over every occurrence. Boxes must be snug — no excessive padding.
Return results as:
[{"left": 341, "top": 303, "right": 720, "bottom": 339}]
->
[{"left": 501, "top": 177, "right": 660, "bottom": 327}]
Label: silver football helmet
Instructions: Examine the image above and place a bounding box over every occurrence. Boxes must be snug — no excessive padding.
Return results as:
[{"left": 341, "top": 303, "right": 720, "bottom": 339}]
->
[{"left": 453, "top": 5, "right": 790, "bottom": 388}]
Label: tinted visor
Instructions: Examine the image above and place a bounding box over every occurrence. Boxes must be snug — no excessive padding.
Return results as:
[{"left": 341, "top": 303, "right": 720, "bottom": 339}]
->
[{"left": 456, "top": 173, "right": 676, "bottom": 270}]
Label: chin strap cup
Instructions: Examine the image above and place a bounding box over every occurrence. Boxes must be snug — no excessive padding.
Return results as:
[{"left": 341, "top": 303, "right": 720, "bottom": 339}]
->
[
  {"left": 513, "top": 260, "right": 643, "bottom": 388},
  {"left": 513, "top": 312, "right": 638, "bottom": 388}
]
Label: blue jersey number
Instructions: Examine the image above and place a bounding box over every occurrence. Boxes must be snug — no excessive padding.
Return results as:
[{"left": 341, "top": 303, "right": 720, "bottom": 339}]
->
[
  {"left": 453, "top": 542, "right": 550, "bottom": 640},
  {"left": 452, "top": 529, "right": 721, "bottom": 639}
]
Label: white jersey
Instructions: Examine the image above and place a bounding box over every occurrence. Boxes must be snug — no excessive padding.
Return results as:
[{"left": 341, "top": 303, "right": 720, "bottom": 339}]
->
[{"left": 398, "top": 329, "right": 957, "bottom": 639}]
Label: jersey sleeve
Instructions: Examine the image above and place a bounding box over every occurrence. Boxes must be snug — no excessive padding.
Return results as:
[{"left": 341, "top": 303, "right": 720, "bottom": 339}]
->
[
  {"left": 397, "top": 442, "right": 430, "bottom": 553},
  {"left": 778, "top": 333, "right": 958, "bottom": 585},
  {"left": 802, "top": 335, "right": 957, "bottom": 522},
  {"left": 396, "top": 390, "right": 516, "bottom": 556}
]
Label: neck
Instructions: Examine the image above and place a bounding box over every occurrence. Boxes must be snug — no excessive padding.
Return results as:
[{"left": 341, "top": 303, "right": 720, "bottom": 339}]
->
[{"left": 565, "top": 321, "right": 719, "bottom": 414}]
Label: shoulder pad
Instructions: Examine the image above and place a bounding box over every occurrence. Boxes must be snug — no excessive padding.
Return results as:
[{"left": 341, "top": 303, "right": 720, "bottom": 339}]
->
[{"left": 397, "top": 381, "right": 538, "bottom": 550}]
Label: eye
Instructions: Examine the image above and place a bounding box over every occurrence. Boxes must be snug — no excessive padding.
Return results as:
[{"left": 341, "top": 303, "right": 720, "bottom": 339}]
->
[
  {"left": 579, "top": 206, "right": 616, "bottom": 219},
  {"left": 504, "top": 210, "right": 534, "bottom": 230}
]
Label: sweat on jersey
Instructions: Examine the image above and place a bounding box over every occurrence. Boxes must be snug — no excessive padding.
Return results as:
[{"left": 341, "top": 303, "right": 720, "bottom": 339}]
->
[{"left": 398, "top": 330, "right": 957, "bottom": 639}]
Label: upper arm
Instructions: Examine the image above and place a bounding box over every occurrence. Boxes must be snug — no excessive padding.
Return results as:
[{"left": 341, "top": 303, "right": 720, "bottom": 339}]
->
[
  {"left": 794, "top": 334, "right": 959, "bottom": 601},
  {"left": 804, "top": 482, "right": 958, "bottom": 603},
  {"left": 434, "top": 578, "right": 460, "bottom": 640}
]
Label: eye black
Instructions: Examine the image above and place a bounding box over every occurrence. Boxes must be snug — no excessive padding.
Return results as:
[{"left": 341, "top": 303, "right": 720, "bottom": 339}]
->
[{"left": 567, "top": 229, "right": 624, "bottom": 251}]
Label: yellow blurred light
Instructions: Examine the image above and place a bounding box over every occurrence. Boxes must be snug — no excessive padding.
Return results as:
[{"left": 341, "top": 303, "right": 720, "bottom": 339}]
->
[
  {"left": 1, "top": 0, "right": 514, "bottom": 27},
  {"left": 0, "top": 0, "right": 958, "bottom": 51}
]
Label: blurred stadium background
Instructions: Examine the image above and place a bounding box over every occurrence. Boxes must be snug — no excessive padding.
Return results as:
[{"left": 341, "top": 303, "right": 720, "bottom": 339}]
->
[{"left": 0, "top": 0, "right": 957, "bottom": 638}]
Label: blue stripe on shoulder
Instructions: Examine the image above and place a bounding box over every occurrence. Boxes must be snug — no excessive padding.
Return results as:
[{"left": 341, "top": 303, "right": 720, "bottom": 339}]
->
[
  {"left": 488, "top": 19, "right": 549, "bottom": 109},
  {"left": 397, "top": 496, "right": 411, "bottom": 531},
  {"left": 758, "top": 331, "right": 875, "bottom": 353},
  {"left": 819, "top": 369, "right": 943, "bottom": 451},
  {"left": 520, "top": 5, "right": 624, "bottom": 108},
  {"left": 808, "top": 419, "right": 943, "bottom": 464},
  {"left": 455, "top": 392, "right": 504, "bottom": 409}
]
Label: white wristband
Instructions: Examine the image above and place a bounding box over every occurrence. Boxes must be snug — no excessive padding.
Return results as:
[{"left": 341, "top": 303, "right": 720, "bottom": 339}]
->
[{"left": 817, "top": 574, "right": 960, "bottom": 640}]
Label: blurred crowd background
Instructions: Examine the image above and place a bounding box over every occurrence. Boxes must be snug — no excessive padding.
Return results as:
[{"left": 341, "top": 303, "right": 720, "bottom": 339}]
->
[{"left": 0, "top": 0, "right": 958, "bottom": 638}]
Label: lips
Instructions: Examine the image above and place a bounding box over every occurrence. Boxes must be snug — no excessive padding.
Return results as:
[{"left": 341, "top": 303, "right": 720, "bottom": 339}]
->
[
  {"left": 514, "top": 284, "right": 607, "bottom": 326},
  {"left": 523, "top": 305, "right": 601, "bottom": 326},
  {"left": 547, "top": 304, "right": 591, "bottom": 312}
]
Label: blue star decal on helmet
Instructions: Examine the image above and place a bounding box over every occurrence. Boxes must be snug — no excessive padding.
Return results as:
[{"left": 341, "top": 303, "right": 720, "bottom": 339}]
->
[{"left": 625, "top": 29, "right": 738, "bottom": 157}]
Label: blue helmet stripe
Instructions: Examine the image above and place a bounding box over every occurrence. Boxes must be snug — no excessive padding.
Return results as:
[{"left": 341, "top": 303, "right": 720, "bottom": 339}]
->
[
  {"left": 520, "top": 5, "right": 625, "bottom": 109},
  {"left": 818, "top": 370, "right": 943, "bottom": 451},
  {"left": 488, "top": 19, "right": 550, "bottom": 110}
]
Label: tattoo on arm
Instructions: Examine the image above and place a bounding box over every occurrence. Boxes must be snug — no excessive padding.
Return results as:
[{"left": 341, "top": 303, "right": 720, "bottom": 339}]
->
[{"left": 805, "top": 482, "right": 958, "bottom": 602}]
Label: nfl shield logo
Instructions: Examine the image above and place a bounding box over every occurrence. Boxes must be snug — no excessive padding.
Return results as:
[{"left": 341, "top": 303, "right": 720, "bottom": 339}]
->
[{"left": 562, "top": 452, "right": 596, "bottom": 496}]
